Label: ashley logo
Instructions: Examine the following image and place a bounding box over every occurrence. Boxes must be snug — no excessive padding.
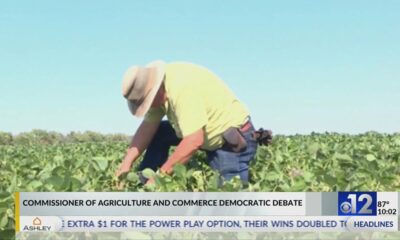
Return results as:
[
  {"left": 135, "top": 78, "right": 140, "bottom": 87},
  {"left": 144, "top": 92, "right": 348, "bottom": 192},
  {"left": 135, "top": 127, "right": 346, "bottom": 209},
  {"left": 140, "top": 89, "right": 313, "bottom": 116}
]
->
[{"left": 23, "top": 217, "right": 52, "bottom": 231}]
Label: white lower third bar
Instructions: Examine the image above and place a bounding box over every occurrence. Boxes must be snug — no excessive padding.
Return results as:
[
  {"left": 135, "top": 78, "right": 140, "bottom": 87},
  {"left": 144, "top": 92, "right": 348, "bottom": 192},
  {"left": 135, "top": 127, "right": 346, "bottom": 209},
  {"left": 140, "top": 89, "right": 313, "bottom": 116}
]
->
[{"left": 19, "top": 216, "right": 399, "bottom": 232}]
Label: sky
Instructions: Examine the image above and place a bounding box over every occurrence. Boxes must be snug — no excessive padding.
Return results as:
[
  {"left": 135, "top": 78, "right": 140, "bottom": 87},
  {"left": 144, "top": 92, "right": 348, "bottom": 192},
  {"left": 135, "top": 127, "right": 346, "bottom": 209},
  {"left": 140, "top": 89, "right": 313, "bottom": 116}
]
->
[{"left": 0, "top": 1, "right": 399, "bottom": 135}]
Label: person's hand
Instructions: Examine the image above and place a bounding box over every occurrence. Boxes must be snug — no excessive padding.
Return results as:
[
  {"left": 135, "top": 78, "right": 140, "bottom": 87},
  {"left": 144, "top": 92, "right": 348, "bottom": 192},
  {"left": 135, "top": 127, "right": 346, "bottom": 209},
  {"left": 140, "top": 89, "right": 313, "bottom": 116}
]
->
[
  {"left": 145, "top": 177, "right": 155, "bottom": 186},
  {"left": 115, "top": 158, "right": 133, "bottom": 179},
  {"left": 115, "top": 158, "right": 134, "bottom": 190},
  {"left": 160, "top": 165, "right": 173, "bottom": 175},
  {"left": 116, "top": 181, "right": 125, "bottom": 190}
]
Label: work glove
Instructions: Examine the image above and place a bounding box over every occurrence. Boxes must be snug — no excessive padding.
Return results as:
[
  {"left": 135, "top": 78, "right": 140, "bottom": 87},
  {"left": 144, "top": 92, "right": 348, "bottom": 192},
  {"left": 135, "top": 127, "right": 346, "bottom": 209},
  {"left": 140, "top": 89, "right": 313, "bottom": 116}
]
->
[{"left": 253, "top": 128, "right": 273, "bottom": 146}]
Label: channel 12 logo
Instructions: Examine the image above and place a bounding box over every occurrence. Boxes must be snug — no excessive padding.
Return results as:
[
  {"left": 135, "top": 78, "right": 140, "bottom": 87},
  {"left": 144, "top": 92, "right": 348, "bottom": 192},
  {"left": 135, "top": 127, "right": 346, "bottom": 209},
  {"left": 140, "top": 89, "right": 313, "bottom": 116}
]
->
[{"left": 338, "top": 192, "right": 377, "bottom": 216}]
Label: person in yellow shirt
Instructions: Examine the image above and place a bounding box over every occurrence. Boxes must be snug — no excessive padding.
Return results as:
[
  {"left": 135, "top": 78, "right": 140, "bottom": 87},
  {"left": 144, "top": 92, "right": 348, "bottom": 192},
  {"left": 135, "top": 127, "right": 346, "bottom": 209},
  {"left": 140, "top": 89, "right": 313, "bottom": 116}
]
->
[{"left": 116, "top": 60, "right": 258, "bottom": 185}]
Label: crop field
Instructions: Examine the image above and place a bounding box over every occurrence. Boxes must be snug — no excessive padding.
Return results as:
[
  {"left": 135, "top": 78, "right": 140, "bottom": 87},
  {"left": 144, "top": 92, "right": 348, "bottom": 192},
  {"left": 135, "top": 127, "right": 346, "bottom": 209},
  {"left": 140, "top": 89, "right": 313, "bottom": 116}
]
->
[{"left": 1, "top": 132, "right": 400, "bottom": 239}]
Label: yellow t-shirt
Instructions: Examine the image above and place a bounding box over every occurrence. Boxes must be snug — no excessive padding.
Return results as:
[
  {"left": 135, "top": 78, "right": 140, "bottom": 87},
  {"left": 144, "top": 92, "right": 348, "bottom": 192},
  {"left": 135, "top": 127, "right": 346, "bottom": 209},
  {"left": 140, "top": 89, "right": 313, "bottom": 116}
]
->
[{"left": 144, "top": 62, "right": 249, "bottom": 151}]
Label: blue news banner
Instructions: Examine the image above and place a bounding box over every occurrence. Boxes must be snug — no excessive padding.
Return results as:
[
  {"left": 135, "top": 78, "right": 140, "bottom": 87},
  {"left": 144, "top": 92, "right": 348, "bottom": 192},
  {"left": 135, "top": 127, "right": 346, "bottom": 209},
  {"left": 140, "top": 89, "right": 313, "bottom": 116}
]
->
[{"left": 15, "top": 192, "right": 399, "bottom": 233}]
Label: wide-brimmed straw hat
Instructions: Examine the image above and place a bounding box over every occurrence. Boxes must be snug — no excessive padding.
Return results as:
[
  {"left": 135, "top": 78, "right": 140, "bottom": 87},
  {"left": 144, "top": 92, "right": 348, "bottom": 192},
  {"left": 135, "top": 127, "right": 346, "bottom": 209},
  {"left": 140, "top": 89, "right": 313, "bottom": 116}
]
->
[{"left": 121, "top": 60, "right": 166, "bottom": 117}]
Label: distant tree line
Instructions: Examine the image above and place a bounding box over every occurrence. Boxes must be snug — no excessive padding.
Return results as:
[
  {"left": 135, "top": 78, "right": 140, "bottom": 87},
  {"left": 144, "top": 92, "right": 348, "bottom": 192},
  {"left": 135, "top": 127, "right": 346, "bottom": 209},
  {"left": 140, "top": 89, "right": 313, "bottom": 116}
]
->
[{"left": 0, "top": 130, "right": 130, "bottom": 145}]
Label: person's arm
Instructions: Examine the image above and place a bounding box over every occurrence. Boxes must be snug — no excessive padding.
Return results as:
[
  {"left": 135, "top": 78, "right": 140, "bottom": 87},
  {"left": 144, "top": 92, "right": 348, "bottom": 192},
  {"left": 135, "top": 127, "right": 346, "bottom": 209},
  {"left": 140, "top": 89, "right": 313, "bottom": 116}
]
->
[
  {"left": 159, "top": 128, "right": 204, "bottom": 175},
  {"left": 115, "top": 120, "right": 160, "bottom": 178}
]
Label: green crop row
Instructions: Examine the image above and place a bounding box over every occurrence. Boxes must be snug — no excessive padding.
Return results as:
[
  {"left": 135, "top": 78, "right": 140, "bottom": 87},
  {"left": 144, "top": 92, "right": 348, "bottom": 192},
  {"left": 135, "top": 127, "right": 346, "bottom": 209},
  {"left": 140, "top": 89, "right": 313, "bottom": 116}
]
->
[{"left": 1, "top": 132, "right": 400, "bottom": 239}]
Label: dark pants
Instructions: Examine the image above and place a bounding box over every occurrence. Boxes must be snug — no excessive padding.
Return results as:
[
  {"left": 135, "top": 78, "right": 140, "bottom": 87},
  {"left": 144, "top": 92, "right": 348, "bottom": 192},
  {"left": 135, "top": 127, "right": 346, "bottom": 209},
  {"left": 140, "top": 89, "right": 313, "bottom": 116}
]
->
[{"left": 138, "top": 121, "right": 258, "bottom": 183}]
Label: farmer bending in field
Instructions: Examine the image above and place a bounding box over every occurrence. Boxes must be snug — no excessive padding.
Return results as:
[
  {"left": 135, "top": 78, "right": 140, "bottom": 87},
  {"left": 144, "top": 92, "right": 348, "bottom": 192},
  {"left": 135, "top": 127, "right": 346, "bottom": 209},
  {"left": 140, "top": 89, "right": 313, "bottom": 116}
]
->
[{"left": 115, "top": 60, "right": 271, "bottom": 185}]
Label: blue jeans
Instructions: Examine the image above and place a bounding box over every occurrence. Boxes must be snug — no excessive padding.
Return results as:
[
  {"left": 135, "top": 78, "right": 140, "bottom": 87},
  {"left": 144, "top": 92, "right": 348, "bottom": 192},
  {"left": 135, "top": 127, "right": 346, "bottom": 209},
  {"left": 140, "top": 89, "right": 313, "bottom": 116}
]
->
[{"left": 138, "top": 121, "right": 258, "bottom": 183}]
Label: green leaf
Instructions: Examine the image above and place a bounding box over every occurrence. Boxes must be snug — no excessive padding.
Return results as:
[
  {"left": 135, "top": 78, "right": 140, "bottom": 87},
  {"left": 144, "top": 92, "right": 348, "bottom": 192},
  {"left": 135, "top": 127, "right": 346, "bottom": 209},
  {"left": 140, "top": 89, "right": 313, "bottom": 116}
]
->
[
  {"left": 70, "top": 177, "right": 82, "bottom": 191},
  {"left": 142, "top": 168, "right": 156, "bottom": 179},
  {"left": 366, "top": 154, "right": 376, "bottom": 161},
  {"left": 335, "top": 153, "right": 353, "bottom": 162},
  {"left": 51, "top": 166, "right": 66, "bottom": 176},
  {"left": 207, "top": 172, "right": 220, "bottom": 191},
  {"left": 393, "top": 137, "right": 400, "bottom": 146},
  {"left": 323, "top": 173, "right": 337, "bottom": 186},
  {"left": 54, "top": 155, "right": 64, "bottom": 162},
  {"left": 192, "top": 171, "right": 205, "bottom": 191},
  {"left": 28, "top": 180, "right": 43, "bottom": 189},
  {"left": 0, "top": 230, "right": 14, "bottom": 240},
  {"left": 93, "top": 157, "right": 108, "bottom": 171},
  {"left": 291, "top": 179, "right": 306, "bottom": 191},
  {"left": 307, "top": 143, "right": 319, "bottom": 155},
  {"left": 0, "top": 214, "right": 8, "bottom": 228},
  {"left": 47, "top": 176, "right": 64, "bottom": 190},
  {"left": 173, "top": 164, "right": 186, "bottom": 180},
  {"left": 265, "top": 172, "right": 280, "bottom": 181},
  {"left": 303, "top": 172, "right": 314, "bottom": 183},
  {"left": 0, "top": 193, "right": 10, "bottom": 200},
  {"left": 126, "top": 172, "right": 139, "bottom": 182},
  {"left": 275, "top": 150, "right": 283, "bottom": 162},
  {"left": 280, "top": 183, "right": 291, "bottom": 191}
]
